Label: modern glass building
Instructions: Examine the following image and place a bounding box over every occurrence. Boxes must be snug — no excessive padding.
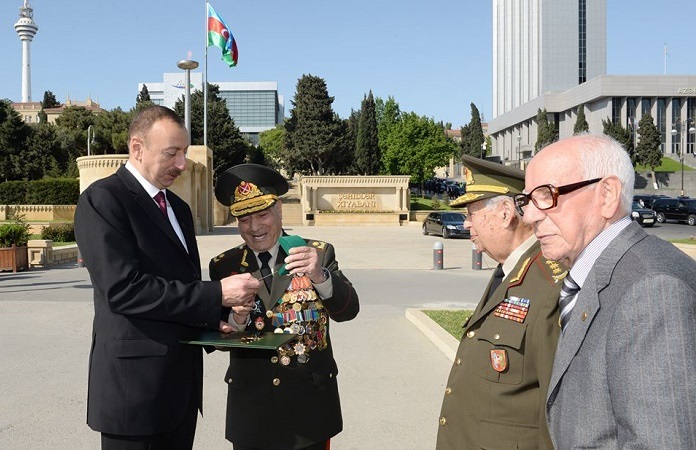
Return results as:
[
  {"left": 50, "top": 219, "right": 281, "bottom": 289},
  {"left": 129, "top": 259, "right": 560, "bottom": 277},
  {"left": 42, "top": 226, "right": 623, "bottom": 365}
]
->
[
  {"left": 139, "top": 74, "right": 284, "bottom": 145},
  {"left": 489, "top": 0, "right": 696, "bottom": 162}
]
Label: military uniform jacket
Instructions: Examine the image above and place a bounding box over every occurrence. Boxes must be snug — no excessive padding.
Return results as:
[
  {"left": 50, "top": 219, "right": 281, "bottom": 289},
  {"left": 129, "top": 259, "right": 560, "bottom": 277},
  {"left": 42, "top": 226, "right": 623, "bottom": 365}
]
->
[
  {"left": 209, "top": 236, "right": 359, "bottom": 450},
  {"left": 437, "top": 241, "right": 562, "bottom": 450}
]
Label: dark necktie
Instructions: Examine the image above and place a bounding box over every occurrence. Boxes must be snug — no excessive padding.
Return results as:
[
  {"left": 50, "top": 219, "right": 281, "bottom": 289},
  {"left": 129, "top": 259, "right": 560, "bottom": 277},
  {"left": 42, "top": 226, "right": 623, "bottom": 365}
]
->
[
  {"left": 486, "top": 264, "right": 505, "bottom": 301},
  {"left": 154, "top": 191, "right": 167, "bottom": 216},
  {"left": 258, "top": 251, "right": 273, "bottom": 292},
  {"left": 559, "top": 273, "right": 581, "bottom": 333}
]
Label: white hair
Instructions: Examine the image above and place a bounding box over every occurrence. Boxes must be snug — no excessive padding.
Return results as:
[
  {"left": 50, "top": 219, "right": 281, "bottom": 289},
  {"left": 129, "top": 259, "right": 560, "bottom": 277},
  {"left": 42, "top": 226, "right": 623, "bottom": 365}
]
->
[{"left": 575, "top": 134, "right": 634, "bottom": 214}]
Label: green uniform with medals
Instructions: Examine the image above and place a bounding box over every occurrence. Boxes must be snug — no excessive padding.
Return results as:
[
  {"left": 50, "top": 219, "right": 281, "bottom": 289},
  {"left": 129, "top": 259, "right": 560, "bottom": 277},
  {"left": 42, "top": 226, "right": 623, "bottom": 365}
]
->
[
  {"left": 210, "top": 235, "right": 359, "bottom": 450},
  {"left": 437, "top": 241, "right": 562, "bottom": 450}
]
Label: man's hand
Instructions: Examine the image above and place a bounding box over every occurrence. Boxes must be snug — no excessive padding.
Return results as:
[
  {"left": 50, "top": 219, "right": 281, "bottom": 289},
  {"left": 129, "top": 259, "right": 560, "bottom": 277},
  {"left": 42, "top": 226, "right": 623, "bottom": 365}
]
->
[
  {"left": 284, "top": 246, "right": 325, "bottom": 283},
  {"left": 220, "top": 273, "right": 261, "bottom": 308}
]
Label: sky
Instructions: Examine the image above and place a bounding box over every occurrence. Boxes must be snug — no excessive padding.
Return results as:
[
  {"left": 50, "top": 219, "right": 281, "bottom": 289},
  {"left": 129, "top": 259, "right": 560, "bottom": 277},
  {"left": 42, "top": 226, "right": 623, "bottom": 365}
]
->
[{"left": 1, "top": 0, "right": 696, "bottom": 129}]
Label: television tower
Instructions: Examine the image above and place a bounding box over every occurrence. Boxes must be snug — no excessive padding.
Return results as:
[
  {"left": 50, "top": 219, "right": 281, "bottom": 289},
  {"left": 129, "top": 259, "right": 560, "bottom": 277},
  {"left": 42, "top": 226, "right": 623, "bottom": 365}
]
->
[{"left": 14, "top": 0, "right": 39, "bottom": 102}]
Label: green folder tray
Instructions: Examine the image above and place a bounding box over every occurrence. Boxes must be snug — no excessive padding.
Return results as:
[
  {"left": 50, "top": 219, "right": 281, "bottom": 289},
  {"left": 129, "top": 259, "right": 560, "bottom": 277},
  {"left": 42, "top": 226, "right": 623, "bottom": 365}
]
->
[{"left": 180, "top": 331, "right": 297, "bottom": 349}]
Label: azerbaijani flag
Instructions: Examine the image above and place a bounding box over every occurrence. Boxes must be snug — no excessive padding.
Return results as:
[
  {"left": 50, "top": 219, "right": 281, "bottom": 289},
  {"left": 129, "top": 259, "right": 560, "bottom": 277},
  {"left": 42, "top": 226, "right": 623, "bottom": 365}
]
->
[{"left": 207, "top": 3, "right": 238, "bottom": 67}]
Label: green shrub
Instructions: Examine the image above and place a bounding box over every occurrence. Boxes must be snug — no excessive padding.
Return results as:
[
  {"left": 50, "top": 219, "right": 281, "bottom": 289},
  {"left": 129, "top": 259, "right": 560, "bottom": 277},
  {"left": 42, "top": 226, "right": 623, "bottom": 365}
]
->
[
  {"left": 41, "top": 223, "right": 75, "bottom": 242},
  {"left": 431, "top": 198, "right": 442, "bottom": 210},
  {"left": 0, "top": 178, "right": 79, "bottom": 205},
  {"left": 0, "top": 181, "right": 29, "bottom": 204},
  {"left": 0, "top": 223, "right": 31, "bottom": 247},
  {"left": 25, "top": 179, "right": 79, "bottom": 204}
]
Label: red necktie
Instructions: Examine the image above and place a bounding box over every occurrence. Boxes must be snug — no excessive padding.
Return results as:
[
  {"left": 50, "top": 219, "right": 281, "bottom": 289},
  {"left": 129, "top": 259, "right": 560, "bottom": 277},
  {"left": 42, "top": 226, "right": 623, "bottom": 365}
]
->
[{"left": 154, "top": 191, "right": 167, "bottom": 216}]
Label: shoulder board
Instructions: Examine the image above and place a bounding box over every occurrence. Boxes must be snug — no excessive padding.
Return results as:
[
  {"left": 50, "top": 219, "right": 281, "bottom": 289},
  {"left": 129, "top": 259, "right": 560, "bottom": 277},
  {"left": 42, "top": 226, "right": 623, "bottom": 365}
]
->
[
  {"left": 307, "top": 240, "right": 327, "bottom": 251},
  {"left": 545, "top": 259, "right": 568, "bottom": 284},
  {"left": 212, "top": 244, "right": 248, "bottom": 266}
]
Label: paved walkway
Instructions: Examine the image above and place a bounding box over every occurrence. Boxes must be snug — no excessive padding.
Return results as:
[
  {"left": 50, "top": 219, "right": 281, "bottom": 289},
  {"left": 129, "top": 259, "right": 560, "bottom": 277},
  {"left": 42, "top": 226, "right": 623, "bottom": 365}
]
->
[{"left": 0, "top": 224, "right": 496, "bottom": 449}]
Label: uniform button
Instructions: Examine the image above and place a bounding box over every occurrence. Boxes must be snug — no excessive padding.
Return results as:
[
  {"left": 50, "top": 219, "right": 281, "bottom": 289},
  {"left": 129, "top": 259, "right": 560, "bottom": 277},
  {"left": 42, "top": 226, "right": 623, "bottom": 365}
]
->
[
  {"left": 272, "top": 378, "right": 281, "bottom": 386},
  {"left": 581, "top": 312, "right": 588, "bottom": 321},
  {"left": 466, "top": 331, "right": 475, "bottom": 338},
  {"left": 445, "top": 387, "right": 452, "bottom": 395},
  {"left": 271, "top": 356, "right": 279, "bottom": 364},
  {"left": 455, "top": 358, "right": 462, "bottom": 366},
  {"left": 493, "top": 333, "right": 500, "bottom": 340},
  {"left": 439, "top": 416, "right": 447, "bottom": 426},
  {"left": 226, "top": 377, "right": 233, "bottom": 384}
]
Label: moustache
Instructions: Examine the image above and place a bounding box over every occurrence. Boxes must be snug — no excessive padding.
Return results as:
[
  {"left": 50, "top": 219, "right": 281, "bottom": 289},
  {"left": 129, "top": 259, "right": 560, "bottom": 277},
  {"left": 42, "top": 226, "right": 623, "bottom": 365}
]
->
[{"left": 168, "top": 169, "right": 183, "bottom": 178}]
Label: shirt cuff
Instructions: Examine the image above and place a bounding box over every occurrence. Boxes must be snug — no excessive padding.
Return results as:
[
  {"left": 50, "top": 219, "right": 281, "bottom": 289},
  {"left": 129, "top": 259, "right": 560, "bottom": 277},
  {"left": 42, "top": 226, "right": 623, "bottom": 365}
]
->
[{"left": 312, "top": 268, "right": 334, "bottom": 299}]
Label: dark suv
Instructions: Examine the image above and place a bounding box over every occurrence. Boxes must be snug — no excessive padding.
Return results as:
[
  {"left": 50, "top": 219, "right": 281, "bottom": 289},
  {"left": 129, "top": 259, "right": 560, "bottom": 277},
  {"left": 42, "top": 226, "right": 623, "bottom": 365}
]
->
[{"left": 651, "top": 197, "right": 696, "bottom": 225}]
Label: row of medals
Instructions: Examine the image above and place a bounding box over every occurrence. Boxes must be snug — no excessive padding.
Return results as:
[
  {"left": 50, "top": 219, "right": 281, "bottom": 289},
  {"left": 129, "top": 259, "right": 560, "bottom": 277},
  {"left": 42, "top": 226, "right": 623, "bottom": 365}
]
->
[{"left": 267, "top": 275, "right": 328, "bottom": 366}]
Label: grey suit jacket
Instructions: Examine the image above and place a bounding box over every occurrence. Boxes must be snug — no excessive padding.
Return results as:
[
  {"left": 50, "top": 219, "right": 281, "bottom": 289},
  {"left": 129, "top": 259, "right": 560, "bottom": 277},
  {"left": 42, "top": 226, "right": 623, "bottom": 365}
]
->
[{"left": 546, "top": 221, "right": 696, "bottom": 449}]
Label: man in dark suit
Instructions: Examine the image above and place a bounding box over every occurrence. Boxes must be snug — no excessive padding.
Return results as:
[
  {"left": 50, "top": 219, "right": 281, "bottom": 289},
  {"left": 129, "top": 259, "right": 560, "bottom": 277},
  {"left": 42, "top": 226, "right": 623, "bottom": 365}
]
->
[
  {"left": 209, "top": 164, "right": 359, "bottom": 450},
  {"left": 74, "top": 106, "right": 261, "bottom": 449},
  {"left": 517, "top": 134, "right": 696, "bottom": 448},
  {"left": 436, "top": 156, "right": 562, "bottom": 450}
]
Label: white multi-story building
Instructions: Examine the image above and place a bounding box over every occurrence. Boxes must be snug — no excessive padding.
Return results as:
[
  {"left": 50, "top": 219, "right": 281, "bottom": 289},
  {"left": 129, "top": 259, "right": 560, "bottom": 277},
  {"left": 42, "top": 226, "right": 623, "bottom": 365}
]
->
[
  {"left": 489, "top": 0, "right": 696, "bottom": 161},
  {"left": 139, "top": 73, "right": 284, "bottom": 145}
]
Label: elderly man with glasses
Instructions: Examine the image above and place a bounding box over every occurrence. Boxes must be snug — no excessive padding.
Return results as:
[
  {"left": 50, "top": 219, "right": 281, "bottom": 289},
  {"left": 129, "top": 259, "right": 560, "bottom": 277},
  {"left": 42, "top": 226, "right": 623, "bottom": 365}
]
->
[{"left": 518, "top": 134, "right": 696, "bottom": 449}]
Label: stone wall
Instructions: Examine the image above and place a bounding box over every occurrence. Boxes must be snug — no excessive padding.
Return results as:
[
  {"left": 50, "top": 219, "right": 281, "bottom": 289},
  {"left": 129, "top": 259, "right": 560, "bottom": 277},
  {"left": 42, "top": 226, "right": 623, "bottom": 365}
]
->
[{"left": 299, "top": 175, "right": 411, "bottom": 226}]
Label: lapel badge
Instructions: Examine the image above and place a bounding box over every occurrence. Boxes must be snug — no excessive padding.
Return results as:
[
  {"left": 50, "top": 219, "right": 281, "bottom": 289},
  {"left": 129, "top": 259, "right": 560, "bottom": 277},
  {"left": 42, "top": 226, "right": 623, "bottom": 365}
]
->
[
  {"left": 240, "top": 249, "right": 249, "bottom": 267},
  {"left": 312, "top": 241, "right": 326, "bottom": 250},
  {"left": 490, "top": 349, "right": 508, "bottom": 372}
]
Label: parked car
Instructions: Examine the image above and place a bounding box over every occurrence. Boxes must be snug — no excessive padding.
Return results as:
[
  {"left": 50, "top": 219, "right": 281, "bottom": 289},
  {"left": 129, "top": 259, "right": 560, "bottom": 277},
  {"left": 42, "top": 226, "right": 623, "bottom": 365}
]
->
[
  {"left": 637, "top": 194, "right": 668, "bottom": 208},
  {"left": 631, "top": 201, "right": 656, "bottom": 227},
  {"left": 422, "top": 212, "right": 470, "bottom": 239},
  {"left": 651, "top": 197, "right": 696, "bottom": 225},
  {"left": 633, "top": 194, "right": 669, "bottom": 209}
]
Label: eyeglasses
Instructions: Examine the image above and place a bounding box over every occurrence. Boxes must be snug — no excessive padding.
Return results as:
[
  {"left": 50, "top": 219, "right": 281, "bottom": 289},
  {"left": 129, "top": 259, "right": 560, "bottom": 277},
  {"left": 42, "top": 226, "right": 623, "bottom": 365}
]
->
[{"left": 513, "top": 178, "right": 602, "bottom": 216}]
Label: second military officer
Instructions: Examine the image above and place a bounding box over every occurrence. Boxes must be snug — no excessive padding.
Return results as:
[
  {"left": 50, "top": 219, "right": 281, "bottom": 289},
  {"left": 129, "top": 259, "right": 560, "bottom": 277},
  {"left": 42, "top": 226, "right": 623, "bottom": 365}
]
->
[{"left": 436, "top": 156, "right": 563, "bottom": 450}]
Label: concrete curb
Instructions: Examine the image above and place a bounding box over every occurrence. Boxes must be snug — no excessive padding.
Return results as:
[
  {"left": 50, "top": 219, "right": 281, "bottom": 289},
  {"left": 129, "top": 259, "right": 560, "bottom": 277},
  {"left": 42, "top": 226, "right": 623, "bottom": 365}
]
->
[{"left": 405, "top": 308, "right": 459, "bottom": 362}]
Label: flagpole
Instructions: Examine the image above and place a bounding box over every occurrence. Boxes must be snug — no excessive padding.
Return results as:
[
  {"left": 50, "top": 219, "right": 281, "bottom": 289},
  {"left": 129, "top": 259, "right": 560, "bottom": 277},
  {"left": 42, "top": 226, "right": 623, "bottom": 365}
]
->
[{"left": 204, "top": 0, "right": 209, "bottom": 148}]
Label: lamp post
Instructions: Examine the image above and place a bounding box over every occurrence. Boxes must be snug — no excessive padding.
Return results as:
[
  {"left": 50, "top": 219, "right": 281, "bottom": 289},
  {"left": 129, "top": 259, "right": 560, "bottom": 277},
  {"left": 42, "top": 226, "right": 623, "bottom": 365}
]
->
[
  {"left": 177, "top": 59, "right": 199, "bottom": 143},
  {"left": 87, "top": 125, "right": 96, "bottom": 156},
  {"left": 671, "top": 118, "right": 696, "bottom": 197}
]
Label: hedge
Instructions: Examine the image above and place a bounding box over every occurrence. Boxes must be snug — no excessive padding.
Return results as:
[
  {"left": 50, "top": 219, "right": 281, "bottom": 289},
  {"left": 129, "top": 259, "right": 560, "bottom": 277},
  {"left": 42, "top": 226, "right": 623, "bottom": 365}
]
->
[{"left": 0, "top": 178, "right": 79, "bottom": 205}]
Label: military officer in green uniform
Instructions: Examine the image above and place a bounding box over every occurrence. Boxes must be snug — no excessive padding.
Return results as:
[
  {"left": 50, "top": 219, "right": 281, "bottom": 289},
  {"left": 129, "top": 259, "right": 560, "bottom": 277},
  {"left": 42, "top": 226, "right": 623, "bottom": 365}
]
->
[
  {"left": 209, "top": 164, "right": 359, "bottom": 450},
  {"left": 436, "top": 156, "right": 563, "bottom": 450}
]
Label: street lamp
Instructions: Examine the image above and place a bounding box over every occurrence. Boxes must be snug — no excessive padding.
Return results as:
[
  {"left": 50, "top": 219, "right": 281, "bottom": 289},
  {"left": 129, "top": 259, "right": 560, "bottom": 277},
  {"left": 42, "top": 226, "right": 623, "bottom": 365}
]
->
[
  {"left": 177, "top": 59, "right": 199, "bottom": 144},
  {"left": 670, "top": 118, "right": 696, "bottom": 197},
  {"left": 87, "top": 125, "right": 96, "bottom": 156}
]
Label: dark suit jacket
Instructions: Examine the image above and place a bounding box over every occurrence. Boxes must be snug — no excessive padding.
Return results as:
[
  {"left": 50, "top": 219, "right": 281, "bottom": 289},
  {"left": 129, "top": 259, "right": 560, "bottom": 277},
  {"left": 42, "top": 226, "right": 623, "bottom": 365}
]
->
[
  {"left": 209, "top": 237, "right": 359, "bottom": 449},
  {"left": 74, "top": 165, "right": 222, "bottom": 436},
  {"left": 437, "top": 241, "right": 562, "bottom": 450},
  {"left": 547, "top": 221, "right": 696, "bottom": 448}
]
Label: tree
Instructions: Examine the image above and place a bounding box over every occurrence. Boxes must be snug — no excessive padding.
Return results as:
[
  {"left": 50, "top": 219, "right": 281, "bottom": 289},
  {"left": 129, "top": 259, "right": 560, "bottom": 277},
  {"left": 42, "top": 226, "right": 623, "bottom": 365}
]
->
[
  {"left": 174, "top": 83, "right": 249, "bottom": 180},
  {"left": 282, "top": 74, "right": 344, "bottom": 175},
  {"left": 573, "top": 104, "right": 589, "bottom": 135},
  {"left": 460, "top": 103, "right": 485, "bottom": 158},
  {"left": 535, "top": 108, "right": 556, "bottom": 152},
  {"left": 0, "top": 100, "right": 32, "bottom": 181},
  {"left": 375, "top": 96, "right": 400, "bottom": 169},
  {"left": 355, "top": 91, "right": 380, "bottom": 175},
  {"left": 94, "top": 107, "right": 131, "bottom": 154},
  {"left": 382, "top": 112, "right": 456, "bottom": 188},
  {"left": 39, "top": 90, "right": 60, "bottom": 124},
  {"left": 635, "top": 113, "right": 662, "bottom": 173},
  {"left": 54, "top": 106, "right": 96, "bottom": 160},
  {"left": 258, "top": 126, "right": 285, "bottom": 169},
  {"left": 602, "top": 118, "right": 634, "bottom": 164},
  {"left": 137, "top": 84, "right": 152, "bottom": 104},
  {"left": 21, "top": 123, "right": 63, "bottom": 179}
]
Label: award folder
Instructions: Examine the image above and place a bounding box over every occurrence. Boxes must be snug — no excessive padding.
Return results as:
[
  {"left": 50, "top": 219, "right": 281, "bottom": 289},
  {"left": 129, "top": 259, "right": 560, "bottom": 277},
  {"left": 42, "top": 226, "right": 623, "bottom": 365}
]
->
[{"left": 181, "top": 331, "right": 297, "bottom": 349}]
